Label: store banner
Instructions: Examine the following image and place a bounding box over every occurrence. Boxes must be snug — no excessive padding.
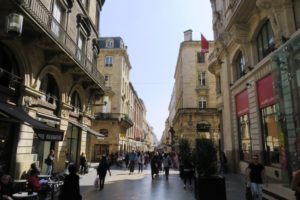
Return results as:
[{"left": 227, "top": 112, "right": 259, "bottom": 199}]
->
[
  {"left": 235, "top": 90, "right": 249, "bottom": 116},
  {"left": 257, "top": 74, "right": 275, "bottom": 108}
]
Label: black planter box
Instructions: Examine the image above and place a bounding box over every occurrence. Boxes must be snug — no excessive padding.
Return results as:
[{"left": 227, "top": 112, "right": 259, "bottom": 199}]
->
[{"left": 195, "top": 175, "right": 226, "bottom": 200}]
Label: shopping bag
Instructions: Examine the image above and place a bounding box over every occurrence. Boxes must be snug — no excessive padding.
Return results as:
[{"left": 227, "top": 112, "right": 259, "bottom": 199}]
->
[{"left": 94, "top": 177, "right": 99, "bottom": 189}]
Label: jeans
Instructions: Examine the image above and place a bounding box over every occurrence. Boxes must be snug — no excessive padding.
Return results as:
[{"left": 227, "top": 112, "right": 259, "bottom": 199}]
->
[
  {"left": 46, "top": 164, "right": 53, "bottom": 175},
  {"left": 250, "top": 182, "right": 263, "bottom": 200}
]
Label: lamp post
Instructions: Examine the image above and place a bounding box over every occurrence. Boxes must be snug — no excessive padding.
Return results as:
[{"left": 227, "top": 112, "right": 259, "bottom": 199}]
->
[{"left": 169, "top": 127, "right": 175, "bottom": 151}]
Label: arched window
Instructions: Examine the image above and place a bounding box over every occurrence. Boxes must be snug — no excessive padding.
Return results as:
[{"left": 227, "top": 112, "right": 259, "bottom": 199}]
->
[
  {"left": 235, "top": 51, "right": 245, "bottom": 80},
  {"left": 40, "top": 74, "right": 59, "bottom": 114},
  {"left": 71, "top": 91, "right": 81, "bottom": 113},
  {"left": 256, "top": 20, "right": 275, "bottom": 61},
  {"left": 0, "top": 47, "right": 21, "bottom": 91}
]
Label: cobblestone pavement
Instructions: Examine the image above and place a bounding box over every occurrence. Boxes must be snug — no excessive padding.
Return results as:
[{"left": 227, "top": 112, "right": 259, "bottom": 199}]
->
[{"left": 79, "top": 164, "right": 246, "bottom": 200}]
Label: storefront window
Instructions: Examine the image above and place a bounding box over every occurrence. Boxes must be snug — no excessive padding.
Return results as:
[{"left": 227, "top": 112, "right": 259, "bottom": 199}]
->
[
  {"left": 66, "top": 124, "right": 80, "bottom": 165},
  {"left": 0, "top": 122, "right": 15, "bottom": 174},
  {"left": 261, "top": 105, "right": 281, "bottom": 166},
  {"left": 238, "top": 114, "right": 252, "bottom": 161}
]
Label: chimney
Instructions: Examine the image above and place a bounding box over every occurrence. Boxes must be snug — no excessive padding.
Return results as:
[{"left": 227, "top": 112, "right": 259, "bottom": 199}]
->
[{"left": 184, "top": 29, "right": 193, "bottom": 41}]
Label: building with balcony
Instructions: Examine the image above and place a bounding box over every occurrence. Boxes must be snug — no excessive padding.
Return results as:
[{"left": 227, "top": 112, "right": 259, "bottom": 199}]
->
[
  {"left": 0, "top": 0, "right": 107, "bottom": 178},
  {"left": 208, "top": 0, "right": 300, "bottom": 198},
  {"left": 168, "top": 30, "right": 219, "bottom": 150},
  {"left": 92, "top": 37, "right": 150, "bottom": 158}
]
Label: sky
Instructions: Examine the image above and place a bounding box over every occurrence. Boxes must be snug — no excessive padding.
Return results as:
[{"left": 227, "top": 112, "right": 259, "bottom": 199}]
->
[{"left": 100, "top": 0, "right": 213, "bottom": 140}]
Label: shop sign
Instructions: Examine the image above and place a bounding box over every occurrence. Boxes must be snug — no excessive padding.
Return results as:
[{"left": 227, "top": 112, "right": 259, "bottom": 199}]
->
[{"left": 37, "top": 133, "right": 63, "bottom": 141}]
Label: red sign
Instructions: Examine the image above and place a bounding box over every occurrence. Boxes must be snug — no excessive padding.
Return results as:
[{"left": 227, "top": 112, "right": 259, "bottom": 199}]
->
[
  {"left": 257, "top": 74, "right": 275, "bottom": 108},
  {"left": 235, "top": 90, "right": 249, "bottom": 117}
]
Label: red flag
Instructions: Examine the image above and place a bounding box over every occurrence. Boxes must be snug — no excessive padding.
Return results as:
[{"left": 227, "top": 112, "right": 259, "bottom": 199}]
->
[{"left": 201, "top": 34, "right": 209, "bottom": 53}]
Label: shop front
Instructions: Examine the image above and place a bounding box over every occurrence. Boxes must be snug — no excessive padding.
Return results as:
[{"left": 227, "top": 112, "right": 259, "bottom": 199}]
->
[
  {"left": 272, "top": 31, "right": 300, "bottom": 183},
  {"left": 256, "top": 74, "right": 289, "bottom": 183},
  {"left": 235, "top": 90, "right": 251, "bottom": 162},
  {"left": 0, "top": 102, "right": 63, "bottom": 177}
]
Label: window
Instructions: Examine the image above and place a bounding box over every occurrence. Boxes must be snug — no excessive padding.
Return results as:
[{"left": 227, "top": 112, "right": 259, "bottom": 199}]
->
[
  {"left": 236, "top": 52, "right": 246, "bottom": 79},
  {"left": 81, "top": 0, "right": 89, "bottom": 11},
  {"left": 257, "top": 20, "right": 275, "bottom": 61},
  {"left": 39, "top": 74, "right": 59, "bottom": 114},
  {"left": 238, "top": 114, "right": 252, "bottom": 161},
  {"left": 105, "top": 56, "right": 113, "bottom": 66},
  {"left": 71, "top": 91, "right": 81, "bottom": 113},
  {"left": 104, "top": 75, "right": 111, "bottom": 87},
  {"left": 66, "top": 124, "right": 80, "bottom": 164},
  {"left": 106, "top": 39, "right": 114, "bottom": 48},
  {"left": 199, "top": 96, "right": 207, "bottom": 109},
  {"left": 76, "top": 33, "right": 86, "bottom": 61},
  {"left": 51, "top": 1, "right": 63, "bottom": 37},
  {"left": 198, "top": 71, "right": 206, "bottom": 86},
  {"left": 261, "top": 105, "right": 281, "bottom": 166},
  {"left": 216, "top": 75, "right": 221, "bottom": 94},
  {"left": 197, "top": 52, "right": 205, "bottom": 63}
]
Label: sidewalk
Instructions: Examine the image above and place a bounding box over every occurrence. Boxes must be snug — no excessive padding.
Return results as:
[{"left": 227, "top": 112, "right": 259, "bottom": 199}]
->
[{"left": 79, "top": 163, "right": 247, "bottom": 200}]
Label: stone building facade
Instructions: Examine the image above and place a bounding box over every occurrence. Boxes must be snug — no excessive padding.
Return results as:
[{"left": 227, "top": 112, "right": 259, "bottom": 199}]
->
[
  {"left": 168, "top": 30, "right": 219, "bottom": 150},
  {"left": 92, "top": 37, "right": 152, "bottom": 158},
  {"left": 0, "top": 0, "right": 106, "bottom": 178},
  {"left": 208, "top": 0, "right": 300, "bottom": 196}
]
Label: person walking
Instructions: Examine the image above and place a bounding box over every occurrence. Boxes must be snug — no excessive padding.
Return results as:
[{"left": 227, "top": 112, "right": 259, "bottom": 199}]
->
[
  {"left": 79, "top": 152, "right": 87, "bottom": 175},
  {"left": 45, "top": 149, "right": 55, "bottom": 175},
  {"left": 246, "top": 154, "right": 267, "bottom": 200},
  {"left": 151, "top": 152, "right": 160, "bottom": 179},
  {"left": 128, "top": 150, "right": 137, "bottom": 174},
  {"left": 97, "top": 155, "right": 111, "bottom": 191},
  {"left": 137, "top": 152, "right": 145, "bottom": 173},
  {"left": 162, "top": 153, "right": 172, "bottom": 180},
  {"left": 182, "top": 158, "right": 194, "bottom": 189},
  {"left": 59, "top": 164, "right": 81, "bottom": 200},
  {"left": 291, "top": 169, "right": 300, "bottom": 200}
]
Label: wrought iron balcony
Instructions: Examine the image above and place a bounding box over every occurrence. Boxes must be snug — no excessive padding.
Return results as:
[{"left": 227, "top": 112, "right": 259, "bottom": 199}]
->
[
  {"left": 173, "top": 108, "right": 219, "bottom": 123},
  {"left": 95, "top": 112, "right": 133, "bottom": 128},
  {"left": 18, "top": 0, "right": 105, "bottom": 89}
]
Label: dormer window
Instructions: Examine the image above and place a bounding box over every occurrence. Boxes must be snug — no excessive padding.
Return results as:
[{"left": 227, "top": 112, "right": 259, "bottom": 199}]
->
[{"left": 106, "top": 39, "right": 114, "bottom": 48}]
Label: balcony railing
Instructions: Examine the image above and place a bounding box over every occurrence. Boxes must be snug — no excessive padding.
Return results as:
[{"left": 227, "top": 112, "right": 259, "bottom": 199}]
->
[
  {"left": 95, "top": 113, "right": 133, "bottom": 125},
  {"left": 19, "top": 0, "right": 105, "bottom": 89}
]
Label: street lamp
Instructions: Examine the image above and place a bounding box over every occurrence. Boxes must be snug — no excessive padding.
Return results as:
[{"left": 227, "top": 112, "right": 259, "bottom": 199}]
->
[{"left": 6, "top": 13, "right": 23, "bottom": 36}]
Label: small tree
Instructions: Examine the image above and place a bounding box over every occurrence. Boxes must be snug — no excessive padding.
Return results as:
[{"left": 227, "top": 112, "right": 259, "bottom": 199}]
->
[
  {"left": 178, "top": 138, "right": 191, "bottom": 178},
  {"left": 178, "top": 138, "right": 191, "bottom": 161},
  {"left": 192, "top": 138, "right": 217, "bottom": 176}
]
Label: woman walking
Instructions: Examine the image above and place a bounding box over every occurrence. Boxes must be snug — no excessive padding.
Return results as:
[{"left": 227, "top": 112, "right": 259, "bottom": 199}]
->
[
  {"left": 162, "top": 153, "right": 172, "bottom": 180},
  {"left": 137, "top": 152, "right": 145, "bottom": 173},
  {"left": 97, "top": 155, "right": 111, "bottom": 191}
]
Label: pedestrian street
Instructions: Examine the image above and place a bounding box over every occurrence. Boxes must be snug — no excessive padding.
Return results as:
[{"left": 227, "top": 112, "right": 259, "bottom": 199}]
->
[
  {"left": 80, "top": 165, "right": 195, "bottom": 200},
  {"left": 79, "top": 164, "right": 246, "bottom": 200}
]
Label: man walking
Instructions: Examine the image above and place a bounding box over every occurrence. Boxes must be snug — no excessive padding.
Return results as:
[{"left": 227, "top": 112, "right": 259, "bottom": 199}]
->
[
  {"left": 97, "top": 155, "right": 111, "bottom": 191},
  {"left": 246, "top": 154, "right": 267, "bottom": 200}
]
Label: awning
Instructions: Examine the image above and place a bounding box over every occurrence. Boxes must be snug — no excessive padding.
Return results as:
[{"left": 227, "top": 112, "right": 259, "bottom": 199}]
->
[
  {"left": 68, "top": 120, "right": 104, "bottom": 138},
  {"left": 0, "top": 102, "right": 64, "bottom": 141}
]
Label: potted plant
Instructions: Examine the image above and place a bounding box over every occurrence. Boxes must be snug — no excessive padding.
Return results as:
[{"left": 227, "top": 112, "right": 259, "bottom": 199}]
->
[{"left": 192, "top": 138, "right": 226, "bottom": 200}]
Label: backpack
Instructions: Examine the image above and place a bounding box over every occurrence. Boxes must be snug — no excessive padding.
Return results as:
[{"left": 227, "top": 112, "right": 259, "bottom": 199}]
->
[{"left": 44, "top": 157, "right": 51, "bottom": 165}]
